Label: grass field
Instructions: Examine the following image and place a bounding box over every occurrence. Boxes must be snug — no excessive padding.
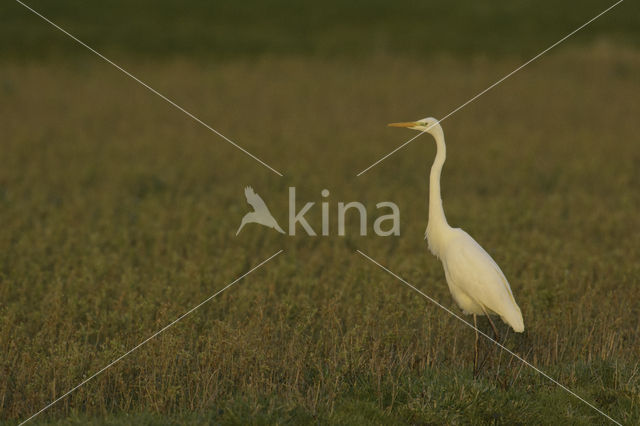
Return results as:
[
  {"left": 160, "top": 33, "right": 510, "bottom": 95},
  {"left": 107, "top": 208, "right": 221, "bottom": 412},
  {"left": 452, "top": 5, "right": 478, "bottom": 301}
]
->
[{"left": 2, "top": 1, "right": 640, "bottom": 425}]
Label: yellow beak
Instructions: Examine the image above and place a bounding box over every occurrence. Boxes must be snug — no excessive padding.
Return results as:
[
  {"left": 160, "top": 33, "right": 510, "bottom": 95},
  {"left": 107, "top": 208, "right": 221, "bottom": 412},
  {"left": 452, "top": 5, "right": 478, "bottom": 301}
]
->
[{"left": 388, "top": 121, "right": 419, "bottom": 128}]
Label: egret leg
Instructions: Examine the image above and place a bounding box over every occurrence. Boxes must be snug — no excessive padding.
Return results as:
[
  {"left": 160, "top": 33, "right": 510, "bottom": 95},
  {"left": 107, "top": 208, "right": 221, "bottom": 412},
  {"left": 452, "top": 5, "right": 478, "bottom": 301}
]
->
[
  {"left": 473, "top": 314, "right": 479, "bottom": 376},
  {"left": 480, "top": 306, "right": 500, "bottom": 341}
]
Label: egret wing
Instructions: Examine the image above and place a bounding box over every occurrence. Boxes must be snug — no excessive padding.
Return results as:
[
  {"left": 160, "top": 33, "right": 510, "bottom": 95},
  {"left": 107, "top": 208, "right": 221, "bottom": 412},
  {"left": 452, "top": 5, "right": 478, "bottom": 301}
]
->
[{"left": 442, "top": 229, "right": 522, "bottom": 329}]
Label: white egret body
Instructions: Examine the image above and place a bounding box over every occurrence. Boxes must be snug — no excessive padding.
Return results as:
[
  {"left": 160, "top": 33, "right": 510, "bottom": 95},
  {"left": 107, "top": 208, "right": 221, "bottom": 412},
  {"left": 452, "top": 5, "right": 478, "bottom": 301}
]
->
[{"left": 389, "top": 118, "right": 524, "bottom": 335}]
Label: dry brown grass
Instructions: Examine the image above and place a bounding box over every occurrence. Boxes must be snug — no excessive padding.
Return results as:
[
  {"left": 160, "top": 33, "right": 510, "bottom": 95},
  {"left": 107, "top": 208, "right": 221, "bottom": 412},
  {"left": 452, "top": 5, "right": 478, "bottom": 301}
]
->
[{"left": 1, "top": 43, "right": 639, "bottom": 423}]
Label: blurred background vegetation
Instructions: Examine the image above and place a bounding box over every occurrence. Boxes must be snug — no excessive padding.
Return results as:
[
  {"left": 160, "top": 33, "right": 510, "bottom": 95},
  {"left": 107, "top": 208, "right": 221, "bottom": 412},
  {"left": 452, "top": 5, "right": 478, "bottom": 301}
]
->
[{"left": 2, "top": 0, "right": 639, "bottom": 60}]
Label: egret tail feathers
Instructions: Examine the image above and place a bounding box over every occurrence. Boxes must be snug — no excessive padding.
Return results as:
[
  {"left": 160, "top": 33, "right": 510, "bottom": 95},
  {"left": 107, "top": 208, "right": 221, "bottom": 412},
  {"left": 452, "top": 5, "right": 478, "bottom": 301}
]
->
[{"left": 501, "top": 306, "right": 524, "bottom": 333}]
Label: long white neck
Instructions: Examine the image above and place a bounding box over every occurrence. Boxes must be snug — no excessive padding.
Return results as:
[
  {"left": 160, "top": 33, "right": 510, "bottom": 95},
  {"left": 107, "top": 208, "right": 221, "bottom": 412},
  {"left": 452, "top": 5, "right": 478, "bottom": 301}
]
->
[{"left": 425, "top": 124, "right": 451, "bottom": 256}]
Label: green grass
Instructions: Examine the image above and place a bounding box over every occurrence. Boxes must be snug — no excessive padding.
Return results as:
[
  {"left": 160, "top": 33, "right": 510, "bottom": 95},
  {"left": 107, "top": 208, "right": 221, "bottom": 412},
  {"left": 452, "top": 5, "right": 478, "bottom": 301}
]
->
[
  {"left": 1, "top": 12, "right": 640, "bottom": 425},
  {"left": 2, "top": 0, "right": 640, "bottom": 60}
]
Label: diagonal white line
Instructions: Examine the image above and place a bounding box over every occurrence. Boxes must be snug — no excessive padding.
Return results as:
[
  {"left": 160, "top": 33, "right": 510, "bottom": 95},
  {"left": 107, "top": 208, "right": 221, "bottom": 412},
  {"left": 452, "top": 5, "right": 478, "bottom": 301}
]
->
[
  {"left": 356, "top": 249, "right": 622, "bottom": 425},
  {"left": 19, "top": 250, "right": 284, "bottom": 425},
  {"left": 356, "top": 0, "right": 624, "bottom": 177},
  {"left": 14, "top": 0, "right": 284, "bottom": 177}
]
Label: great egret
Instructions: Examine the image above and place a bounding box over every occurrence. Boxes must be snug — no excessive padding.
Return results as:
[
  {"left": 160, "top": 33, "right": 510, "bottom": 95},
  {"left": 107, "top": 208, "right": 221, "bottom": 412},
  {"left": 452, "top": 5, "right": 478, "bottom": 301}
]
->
[
  {"left": 389, "top": 118, "right": 524, "bottom": 372},
  {"left": 236, "top": 186, "right": 285, "bottom": 235}
]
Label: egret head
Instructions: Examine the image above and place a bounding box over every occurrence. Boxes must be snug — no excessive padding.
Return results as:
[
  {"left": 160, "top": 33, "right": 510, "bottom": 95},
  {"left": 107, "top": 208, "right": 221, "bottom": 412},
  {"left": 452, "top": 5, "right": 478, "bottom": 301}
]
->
[{"left": 388, "top": 117, "right": 440, "bottom": 133}]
